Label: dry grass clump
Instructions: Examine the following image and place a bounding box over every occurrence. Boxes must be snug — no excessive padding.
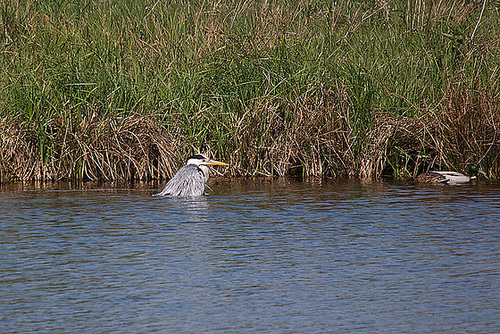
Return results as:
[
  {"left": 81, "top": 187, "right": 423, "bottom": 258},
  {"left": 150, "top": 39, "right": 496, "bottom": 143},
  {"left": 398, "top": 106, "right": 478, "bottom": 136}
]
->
[
  {"left": 428, "top": 86, "right": 500, "bottom": 176},
  {"left": 0, "top": 117, "right": 40, "bottom": 181},
  {"left": 0, "top": 113, "right": 178, "bottom": 182},
  {"left": 231, "top": 83, "right": 356, "bottom": 178},
  {"left": 363, "top": 85, "right": 500, "bottom": 180},
  {"left": 359, "top": 112, "right": 426, "bottom": 180}
]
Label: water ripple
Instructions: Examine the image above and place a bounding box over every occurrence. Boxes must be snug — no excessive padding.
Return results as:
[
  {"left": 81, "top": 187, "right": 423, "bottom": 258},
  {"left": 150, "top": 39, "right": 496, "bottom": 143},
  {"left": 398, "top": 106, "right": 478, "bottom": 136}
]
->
[{"left": 0, "top": 180, "right": 499, "bottom": 333}]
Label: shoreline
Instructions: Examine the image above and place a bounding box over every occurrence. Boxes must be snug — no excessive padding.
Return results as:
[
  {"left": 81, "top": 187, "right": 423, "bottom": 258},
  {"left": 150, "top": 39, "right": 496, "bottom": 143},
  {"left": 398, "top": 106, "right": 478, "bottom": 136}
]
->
[{"left": 1, "top": 1, "right": 499, "bottom": 181}]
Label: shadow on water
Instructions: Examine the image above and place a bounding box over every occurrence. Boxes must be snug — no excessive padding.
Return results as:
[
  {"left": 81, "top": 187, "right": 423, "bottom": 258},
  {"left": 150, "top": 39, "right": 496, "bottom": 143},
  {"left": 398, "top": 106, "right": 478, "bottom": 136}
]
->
[{"left": 1, "top": 178, "right": 499, "bottom": 333}]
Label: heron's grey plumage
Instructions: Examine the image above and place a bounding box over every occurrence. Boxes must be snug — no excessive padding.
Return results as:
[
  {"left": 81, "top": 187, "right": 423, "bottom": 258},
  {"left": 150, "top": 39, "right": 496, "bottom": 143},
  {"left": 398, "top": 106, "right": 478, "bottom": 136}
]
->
[
  {"left": 155, "top": 164, "right": 207, "bottom": 196},
  {"left": 154, "top": 154, "right": 228, "bottom": 197}
]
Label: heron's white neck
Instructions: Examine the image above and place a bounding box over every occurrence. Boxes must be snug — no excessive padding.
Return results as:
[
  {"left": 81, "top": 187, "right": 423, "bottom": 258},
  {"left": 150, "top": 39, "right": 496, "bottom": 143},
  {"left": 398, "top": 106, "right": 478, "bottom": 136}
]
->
[{"left": 198, "top": 165, "right": 210, "bottom": 184}]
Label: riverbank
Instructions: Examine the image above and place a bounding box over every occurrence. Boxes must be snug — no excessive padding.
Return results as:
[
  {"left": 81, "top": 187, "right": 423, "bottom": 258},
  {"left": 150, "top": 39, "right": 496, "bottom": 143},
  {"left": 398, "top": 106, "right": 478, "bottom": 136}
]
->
[{"left": 1, "top": 0, "right": 499, "bottom": 182}]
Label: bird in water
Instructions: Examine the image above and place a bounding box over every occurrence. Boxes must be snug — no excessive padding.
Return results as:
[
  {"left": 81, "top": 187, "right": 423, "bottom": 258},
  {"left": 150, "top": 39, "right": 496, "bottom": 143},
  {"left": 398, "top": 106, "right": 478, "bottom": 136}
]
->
[
  {"left": 154, "top": 154, "right": 228, "bottom": 197},
  {"left": 415, "top": 164, "right": 487, "bottom": 185}
]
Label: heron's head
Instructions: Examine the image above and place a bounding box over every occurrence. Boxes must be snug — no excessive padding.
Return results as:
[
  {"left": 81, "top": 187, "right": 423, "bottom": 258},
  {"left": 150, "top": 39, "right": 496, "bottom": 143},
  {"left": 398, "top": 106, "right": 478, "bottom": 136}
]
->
[{"left": 186, "top": 154, "right": 229, "bottom": 166}]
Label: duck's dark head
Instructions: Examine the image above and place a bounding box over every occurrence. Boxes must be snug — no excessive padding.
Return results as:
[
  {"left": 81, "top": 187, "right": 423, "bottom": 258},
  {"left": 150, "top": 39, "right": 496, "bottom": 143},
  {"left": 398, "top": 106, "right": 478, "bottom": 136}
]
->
[
  {"left": 468, "top": 164, "right": 487, "bottom": 179},
  {"left": 468, "top": 164, "right": 479, "bottom": 176}
]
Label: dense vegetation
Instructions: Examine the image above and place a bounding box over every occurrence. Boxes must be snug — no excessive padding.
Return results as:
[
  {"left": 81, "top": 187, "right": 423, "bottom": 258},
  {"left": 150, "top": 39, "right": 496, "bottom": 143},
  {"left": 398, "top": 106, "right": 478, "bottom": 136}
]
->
[{"left": 1, "top": 0, "right": 499, "bottom": 182}]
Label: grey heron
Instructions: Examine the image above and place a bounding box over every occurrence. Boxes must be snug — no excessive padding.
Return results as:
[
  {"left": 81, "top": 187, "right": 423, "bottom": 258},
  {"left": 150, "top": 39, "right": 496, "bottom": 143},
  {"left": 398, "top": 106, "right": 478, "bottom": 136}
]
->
[
  {"left": 154, "top": 154, "right": 228, "bottom": 196},
  {"left": 415, "top": 164, "right": 487, "bottom": 185}
]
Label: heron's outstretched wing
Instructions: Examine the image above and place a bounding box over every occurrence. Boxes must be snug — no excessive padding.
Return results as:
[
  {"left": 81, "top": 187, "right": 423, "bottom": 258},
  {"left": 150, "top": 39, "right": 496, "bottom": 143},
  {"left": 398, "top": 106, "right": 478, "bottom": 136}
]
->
[{"left": 154, "top": 164, "right": 207, "bottom": 197}]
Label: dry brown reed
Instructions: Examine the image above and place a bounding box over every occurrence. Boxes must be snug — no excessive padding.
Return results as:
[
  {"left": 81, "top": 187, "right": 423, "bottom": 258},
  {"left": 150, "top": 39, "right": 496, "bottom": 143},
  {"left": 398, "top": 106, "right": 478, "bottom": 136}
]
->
[
  {"left": 1, "top": 93, "right": 499, "bottom": 183},
  {"left": 0, "top": 113, "right": 178, "bottom": 182},
  {"left": 230, "top": 83, "right": 356, "bottom": 178},
  {"left": 428, "top": 86, "right": 500, "bottom": 176},
  {"left": 360, "top": 84, "right": 500, "bottom": 180},
  {"left": 2, "top": 82, "right": 499, "bottom": 183}
]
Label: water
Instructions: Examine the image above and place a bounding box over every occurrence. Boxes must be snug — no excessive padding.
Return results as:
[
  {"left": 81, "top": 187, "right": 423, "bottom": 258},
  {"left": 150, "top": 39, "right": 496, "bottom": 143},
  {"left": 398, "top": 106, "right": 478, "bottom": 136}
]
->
[{"left": 1, "top": 179, "right": 499, "bottom": 333}]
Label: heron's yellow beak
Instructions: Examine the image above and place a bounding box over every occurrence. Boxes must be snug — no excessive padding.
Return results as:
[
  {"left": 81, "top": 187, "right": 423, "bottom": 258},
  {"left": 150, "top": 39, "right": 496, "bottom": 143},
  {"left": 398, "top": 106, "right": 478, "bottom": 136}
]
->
[{"left": 205, "top": 159, "right": 229, "bottom": 166}]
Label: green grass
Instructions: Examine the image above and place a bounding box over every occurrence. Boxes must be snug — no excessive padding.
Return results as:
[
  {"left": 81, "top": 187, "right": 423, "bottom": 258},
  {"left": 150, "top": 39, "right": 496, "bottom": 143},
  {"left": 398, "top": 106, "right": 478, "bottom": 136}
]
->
[{"left": 1, "top": 0, "right": 499, "bottom": 181}]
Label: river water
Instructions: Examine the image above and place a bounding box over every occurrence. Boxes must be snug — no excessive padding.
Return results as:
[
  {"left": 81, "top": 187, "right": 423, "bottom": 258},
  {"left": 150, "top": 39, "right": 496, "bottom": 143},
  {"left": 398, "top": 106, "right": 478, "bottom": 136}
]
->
[{"left": 1, "top": 179, "right": 499, "bottom": 333}]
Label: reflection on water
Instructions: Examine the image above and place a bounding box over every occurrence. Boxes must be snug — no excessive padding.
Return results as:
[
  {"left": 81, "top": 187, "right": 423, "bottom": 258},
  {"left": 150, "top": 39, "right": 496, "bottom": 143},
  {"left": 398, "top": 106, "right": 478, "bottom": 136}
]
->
[{"left": 1, "top": 179, "right": 499, "bottom": 333}]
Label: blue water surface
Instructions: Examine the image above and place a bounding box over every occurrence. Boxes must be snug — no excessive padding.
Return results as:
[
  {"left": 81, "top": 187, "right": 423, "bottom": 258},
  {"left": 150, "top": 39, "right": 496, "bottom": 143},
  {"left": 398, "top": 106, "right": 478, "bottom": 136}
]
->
[{"left": 1, "top": 179, "right": 499, "bottom": 333}]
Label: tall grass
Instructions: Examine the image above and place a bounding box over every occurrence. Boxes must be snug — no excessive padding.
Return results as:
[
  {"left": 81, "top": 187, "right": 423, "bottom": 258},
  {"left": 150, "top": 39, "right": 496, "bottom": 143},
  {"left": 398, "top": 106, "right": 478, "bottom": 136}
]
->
[{"left": 1, "top": 0, "right": 499, "bottom": 181}]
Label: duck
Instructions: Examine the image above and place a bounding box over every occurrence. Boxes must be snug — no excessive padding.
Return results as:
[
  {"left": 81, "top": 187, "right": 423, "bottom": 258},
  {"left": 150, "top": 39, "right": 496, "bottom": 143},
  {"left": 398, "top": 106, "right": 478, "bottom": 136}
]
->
[{"left": 415, "top": 164, "right": 487, "bottom": 185}]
